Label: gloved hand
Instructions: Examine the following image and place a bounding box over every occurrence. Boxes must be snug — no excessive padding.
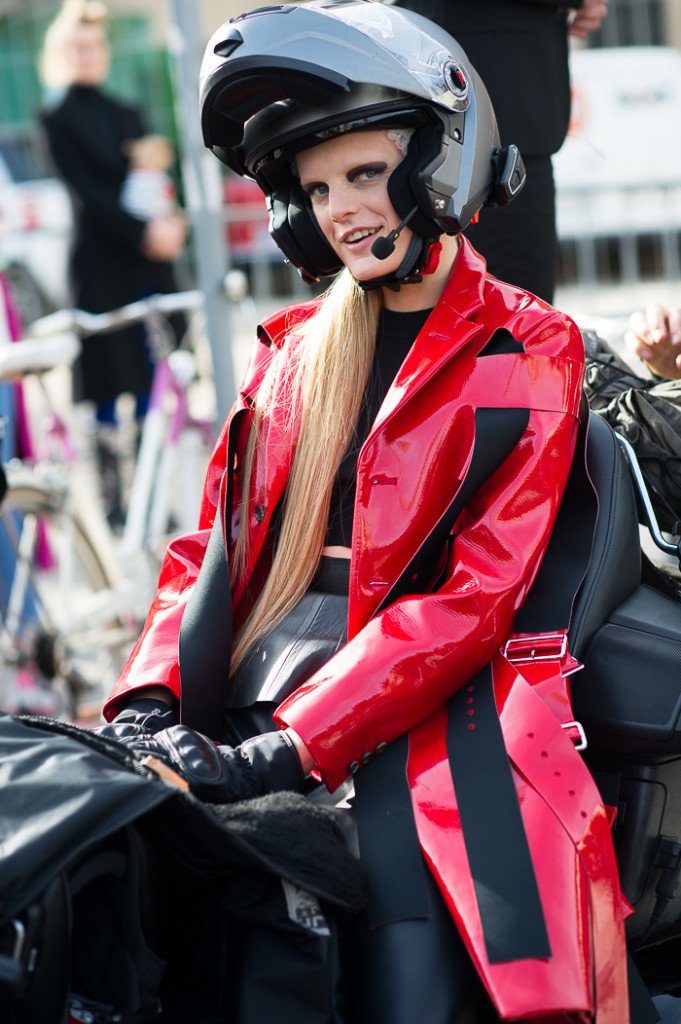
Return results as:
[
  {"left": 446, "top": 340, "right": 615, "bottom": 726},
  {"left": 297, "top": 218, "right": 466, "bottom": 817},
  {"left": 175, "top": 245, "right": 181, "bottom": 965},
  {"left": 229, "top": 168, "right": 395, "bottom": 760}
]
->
[
  {"left": 114, "top": 724, "right": 305, "bottom": 804},
  {"left": 95, "top": 698, "right": 180, "bottom": 746}
]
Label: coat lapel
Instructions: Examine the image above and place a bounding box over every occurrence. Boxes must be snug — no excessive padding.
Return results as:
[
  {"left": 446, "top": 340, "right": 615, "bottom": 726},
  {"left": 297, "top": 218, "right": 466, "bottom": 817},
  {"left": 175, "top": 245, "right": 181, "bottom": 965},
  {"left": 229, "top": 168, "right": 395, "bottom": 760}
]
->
[
  {"left": 349, "top": 241, "right": 492, "bottom": 631},
  {"left": 367, "top": 239, "right": 487, "bottom": 438}
]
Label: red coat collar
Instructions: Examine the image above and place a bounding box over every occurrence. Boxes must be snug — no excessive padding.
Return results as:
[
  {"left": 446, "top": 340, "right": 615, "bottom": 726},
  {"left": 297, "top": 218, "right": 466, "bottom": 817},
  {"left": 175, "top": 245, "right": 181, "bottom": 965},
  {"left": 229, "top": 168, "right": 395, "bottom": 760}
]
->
[{"left": 235, "top": 238, "right": 507, "bottom": 611}]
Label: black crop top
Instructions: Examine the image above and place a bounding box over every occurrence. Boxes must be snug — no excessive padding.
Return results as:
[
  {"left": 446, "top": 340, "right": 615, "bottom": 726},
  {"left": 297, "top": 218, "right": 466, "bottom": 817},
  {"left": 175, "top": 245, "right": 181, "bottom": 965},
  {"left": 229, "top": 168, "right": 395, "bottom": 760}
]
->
[{"left": 325, "top": 306, "right": 433, "bottom": 548}]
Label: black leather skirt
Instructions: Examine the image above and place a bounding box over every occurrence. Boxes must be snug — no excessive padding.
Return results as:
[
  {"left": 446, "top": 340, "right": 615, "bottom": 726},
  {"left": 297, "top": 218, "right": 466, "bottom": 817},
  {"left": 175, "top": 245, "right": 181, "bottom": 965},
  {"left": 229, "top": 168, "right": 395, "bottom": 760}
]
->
[{"left": 220, "top": 556, "right": 350, "bottom": 745}]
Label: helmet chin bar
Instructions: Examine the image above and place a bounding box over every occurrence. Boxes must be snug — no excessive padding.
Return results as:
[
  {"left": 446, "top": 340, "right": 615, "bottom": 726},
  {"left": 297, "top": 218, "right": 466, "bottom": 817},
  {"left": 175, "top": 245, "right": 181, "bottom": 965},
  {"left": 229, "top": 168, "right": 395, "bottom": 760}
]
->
[{"left": 356, "top": 234, "right": 437, "bottom": 293}]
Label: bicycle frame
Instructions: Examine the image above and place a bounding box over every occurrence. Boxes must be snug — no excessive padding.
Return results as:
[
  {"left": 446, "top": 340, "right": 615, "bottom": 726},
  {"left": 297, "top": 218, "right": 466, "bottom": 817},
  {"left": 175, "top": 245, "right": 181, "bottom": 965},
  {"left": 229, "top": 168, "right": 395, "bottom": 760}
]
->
[
  {"left": 120, "top": 346, "right": 214, "bottom": 556},
  {"left": 28, "top": 289, "right": 214, "bottom": 563}
]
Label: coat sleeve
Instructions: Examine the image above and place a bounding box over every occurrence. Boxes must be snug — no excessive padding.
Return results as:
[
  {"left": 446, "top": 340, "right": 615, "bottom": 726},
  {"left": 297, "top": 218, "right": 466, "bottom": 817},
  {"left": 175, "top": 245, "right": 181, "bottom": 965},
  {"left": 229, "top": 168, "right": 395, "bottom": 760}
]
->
[{"left": 275, "top": 328, "right": 585, "bottom": 791}]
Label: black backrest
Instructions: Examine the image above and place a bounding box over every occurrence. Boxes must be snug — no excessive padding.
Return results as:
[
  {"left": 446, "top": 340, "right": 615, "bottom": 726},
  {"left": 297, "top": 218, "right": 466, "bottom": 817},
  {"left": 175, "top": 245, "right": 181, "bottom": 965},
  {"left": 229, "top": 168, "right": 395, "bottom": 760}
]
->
[{"left": 568, "top": 413, "right": 642, "bottom": 661}]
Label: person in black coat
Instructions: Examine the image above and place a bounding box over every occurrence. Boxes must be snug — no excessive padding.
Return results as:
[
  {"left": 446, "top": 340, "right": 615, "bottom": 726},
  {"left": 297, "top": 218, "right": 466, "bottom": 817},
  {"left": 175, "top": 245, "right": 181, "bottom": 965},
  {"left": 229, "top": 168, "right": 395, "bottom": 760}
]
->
[
  {"left": 392, "top": 0, "right": 609, "bottom": 303},
  {"left": 39, "top": 0, "right": 186, "bottom": 527}
]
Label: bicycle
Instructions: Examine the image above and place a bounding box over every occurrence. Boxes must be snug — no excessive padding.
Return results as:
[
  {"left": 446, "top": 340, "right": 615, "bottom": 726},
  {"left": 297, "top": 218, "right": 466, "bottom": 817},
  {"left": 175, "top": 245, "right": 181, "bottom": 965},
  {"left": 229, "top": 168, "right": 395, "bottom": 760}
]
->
[
  {"left": 28, "top": 289, "right": 217, "bottom": 541},
  {"left": 0, "top": 289, "right": 217, "bottom": 722},
  {"left": 0, "top": 328, "right": 133, "bottom": 721}
]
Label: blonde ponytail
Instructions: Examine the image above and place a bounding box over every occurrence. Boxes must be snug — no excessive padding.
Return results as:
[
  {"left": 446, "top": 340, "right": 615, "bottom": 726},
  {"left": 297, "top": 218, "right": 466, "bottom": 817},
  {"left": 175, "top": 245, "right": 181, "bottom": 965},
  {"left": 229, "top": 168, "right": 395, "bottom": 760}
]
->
[{"left": 231, "top": 270, "right": 381, "bottom": 672}]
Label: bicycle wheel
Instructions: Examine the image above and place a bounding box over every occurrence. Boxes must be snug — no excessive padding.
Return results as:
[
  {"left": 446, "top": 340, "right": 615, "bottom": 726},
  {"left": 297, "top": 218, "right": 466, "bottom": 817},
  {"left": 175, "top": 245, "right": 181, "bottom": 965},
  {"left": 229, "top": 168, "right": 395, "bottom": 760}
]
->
[{"left": 0, "top": 470, "right": 139, "bottom": 720}]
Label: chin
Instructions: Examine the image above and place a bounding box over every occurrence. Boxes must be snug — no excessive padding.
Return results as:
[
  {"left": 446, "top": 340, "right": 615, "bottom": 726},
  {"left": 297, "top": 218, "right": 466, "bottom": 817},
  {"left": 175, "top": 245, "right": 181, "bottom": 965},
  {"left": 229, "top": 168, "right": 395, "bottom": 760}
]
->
[{"left": 348, "top": 254, "right": 405, "bottom": 283}]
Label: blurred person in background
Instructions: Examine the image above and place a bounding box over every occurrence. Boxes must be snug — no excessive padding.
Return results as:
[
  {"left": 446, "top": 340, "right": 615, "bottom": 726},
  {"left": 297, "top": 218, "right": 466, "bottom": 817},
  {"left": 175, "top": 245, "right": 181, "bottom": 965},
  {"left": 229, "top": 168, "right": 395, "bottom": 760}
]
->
[
  {"left": 392, "top": 0, "right": 609, "bottom": 303},
  {"left": 625, "top": 304, "right": 681, "bottom": 380},
  {"left": 39, "top": 0, "right": 186, "bottom": 530},
  {"left": 583, "top": 303, "right": 681, "bottom": 540},
  {"left": 120, "top": 133, "right": 182, "bottom": 222}
]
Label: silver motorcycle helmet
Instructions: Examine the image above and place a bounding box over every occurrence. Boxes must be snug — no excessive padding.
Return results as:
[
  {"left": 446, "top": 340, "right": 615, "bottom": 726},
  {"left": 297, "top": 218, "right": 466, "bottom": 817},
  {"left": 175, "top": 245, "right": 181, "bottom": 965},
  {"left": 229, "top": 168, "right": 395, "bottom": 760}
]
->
[{"left": 200, "top": 0, "right": 525, "bottom": 285}]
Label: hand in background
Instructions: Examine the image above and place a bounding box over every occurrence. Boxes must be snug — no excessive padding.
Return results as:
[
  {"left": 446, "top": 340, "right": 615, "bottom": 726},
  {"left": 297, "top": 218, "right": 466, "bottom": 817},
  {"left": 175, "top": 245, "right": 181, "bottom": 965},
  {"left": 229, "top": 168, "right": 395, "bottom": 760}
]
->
[
  {"left": 141, "top": 213, "right": 187, "bottom": 262},
  {"left": 568, "top": 0, "right": 610, "bottom": 39},
  {"left": 624, "top": 304, "right": 681, "bottom": 380}
]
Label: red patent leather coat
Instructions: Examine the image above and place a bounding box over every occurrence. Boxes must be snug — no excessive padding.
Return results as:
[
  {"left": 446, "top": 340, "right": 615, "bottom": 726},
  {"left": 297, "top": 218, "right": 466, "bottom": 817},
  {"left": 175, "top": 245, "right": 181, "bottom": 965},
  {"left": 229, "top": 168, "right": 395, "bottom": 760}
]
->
[{"left": 105, "top": 239, "right": 628, "bottom": 1022}]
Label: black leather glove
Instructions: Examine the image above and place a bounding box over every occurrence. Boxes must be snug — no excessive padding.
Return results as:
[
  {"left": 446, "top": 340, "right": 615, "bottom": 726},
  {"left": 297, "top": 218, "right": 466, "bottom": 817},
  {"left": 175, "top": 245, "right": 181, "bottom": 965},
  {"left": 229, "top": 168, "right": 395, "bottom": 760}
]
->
[
  {"left": 116, "top": 724, "right": 305, "bottom": 804},
  {"left": 96, "top": 698, "right": 180, "bottom": 745}
]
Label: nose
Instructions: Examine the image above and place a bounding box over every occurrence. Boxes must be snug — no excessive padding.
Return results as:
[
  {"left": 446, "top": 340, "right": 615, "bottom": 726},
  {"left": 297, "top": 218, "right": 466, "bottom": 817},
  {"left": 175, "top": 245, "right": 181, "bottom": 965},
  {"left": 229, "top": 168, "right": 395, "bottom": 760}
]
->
[{"left": 328, "top": 181, "right": 359, "bottom": 223}]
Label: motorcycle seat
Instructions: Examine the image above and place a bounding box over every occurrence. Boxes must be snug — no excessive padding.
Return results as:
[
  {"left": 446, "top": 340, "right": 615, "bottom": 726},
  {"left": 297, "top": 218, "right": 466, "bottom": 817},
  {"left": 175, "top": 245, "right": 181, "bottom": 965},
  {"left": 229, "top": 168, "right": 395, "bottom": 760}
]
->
[
  {"left": 570, "top": 412, "right": 681, "bottom": 757},
  {"left": 569, "top": 412, "right": 642, "bottom": 662}
]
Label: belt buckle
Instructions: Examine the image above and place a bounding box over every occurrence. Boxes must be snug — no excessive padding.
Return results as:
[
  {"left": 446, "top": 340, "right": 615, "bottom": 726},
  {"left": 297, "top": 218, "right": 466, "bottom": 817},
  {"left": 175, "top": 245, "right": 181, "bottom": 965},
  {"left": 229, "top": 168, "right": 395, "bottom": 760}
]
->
[
  {"left": 561, "top": 719, "right": 588, "bottom": 751},
  {"left": 0, "top": 919, "right": 30, "bottom": 987},
  {"left": 502, "top": 631, "right": 568, "bottom": 664}
]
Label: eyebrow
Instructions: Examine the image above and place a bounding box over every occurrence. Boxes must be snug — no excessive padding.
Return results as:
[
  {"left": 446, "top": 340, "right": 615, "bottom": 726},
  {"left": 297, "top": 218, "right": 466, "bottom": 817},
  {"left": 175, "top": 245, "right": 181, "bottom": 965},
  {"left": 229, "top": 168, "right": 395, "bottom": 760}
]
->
[{"left": 300, "top": 160, "right": 390, "bottom": 191}]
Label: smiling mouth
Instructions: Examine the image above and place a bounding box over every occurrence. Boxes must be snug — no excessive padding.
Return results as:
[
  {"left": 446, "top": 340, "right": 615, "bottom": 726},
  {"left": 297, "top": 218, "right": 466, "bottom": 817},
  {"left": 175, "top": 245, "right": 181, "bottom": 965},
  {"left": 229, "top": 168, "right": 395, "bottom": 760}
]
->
[{"left": 342, "top": 228, "right": 378, "bottom": 245}]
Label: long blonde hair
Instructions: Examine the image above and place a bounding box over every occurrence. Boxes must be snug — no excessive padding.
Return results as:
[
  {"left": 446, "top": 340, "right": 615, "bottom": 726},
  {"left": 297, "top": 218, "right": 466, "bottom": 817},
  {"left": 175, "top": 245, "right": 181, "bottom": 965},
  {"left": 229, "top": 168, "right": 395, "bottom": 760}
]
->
[{"left": 231, "top": 269, "right": 381, "bottom": 671}]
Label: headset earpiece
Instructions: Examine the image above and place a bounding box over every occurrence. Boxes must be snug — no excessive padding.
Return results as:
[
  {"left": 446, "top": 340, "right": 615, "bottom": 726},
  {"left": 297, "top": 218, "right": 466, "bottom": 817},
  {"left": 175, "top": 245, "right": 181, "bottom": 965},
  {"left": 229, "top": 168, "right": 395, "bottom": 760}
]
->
[
  {"left": 386, "top": 123, "right": 444, "bottom": 241},
  {"left": 267, "top": 180, "right": 343, "bottom": 282}
]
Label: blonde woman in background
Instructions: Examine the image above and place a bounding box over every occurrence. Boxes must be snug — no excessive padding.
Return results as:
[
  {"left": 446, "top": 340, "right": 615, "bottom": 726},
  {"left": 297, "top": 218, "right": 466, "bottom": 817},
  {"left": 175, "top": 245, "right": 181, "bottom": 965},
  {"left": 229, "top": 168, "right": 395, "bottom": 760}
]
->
[{"left": 39, "top": 1, "right": 186, "bottom": 529}]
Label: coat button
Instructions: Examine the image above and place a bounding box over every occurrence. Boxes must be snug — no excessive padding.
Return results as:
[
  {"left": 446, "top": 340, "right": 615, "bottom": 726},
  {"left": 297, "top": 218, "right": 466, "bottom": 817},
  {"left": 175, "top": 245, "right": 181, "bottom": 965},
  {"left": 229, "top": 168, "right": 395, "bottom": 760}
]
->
[
  {"left": 375, "top": 742, "right": 388, "bottom": 755},
  {"left": 254, "top": 503, "right": 266, "bottom": 523},
  {"left": 348, "top": 760, "right": 360, "bottom": 775},
  {"left": 361, "top": 751, "right": 373, "bottom": 766}
]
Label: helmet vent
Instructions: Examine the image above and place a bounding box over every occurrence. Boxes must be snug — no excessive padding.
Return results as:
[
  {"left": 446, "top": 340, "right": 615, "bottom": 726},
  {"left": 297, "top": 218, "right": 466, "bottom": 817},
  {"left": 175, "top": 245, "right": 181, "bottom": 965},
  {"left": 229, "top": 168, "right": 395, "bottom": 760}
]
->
[{"left": 213, "top": 30, "right": 243, "bottom": 59}]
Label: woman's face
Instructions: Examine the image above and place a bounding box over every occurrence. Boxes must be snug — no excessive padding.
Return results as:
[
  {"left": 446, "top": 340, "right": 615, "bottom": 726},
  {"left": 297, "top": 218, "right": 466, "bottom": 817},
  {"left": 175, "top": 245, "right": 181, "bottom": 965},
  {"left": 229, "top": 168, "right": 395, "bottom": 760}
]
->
[
  {"left": 66, "top": 21, "right": 110, "bottom": 87},
  {"left": 296, "top": 130, "right": 412, "bottom": 283}
]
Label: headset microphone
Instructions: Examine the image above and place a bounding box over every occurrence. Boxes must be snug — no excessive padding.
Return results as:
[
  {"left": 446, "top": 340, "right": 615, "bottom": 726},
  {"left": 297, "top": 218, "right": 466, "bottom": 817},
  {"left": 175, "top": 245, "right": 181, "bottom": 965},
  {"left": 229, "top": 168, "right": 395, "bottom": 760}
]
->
[{"left": 371, "top": 205, "right": 419, "bottom": 260}]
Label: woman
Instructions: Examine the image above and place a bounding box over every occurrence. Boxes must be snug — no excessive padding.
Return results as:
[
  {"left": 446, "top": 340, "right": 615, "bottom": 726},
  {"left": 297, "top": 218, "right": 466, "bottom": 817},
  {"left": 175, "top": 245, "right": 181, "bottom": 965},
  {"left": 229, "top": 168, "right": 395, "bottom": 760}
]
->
[
  {"left": 39, "top": 0, "right": 186, "bottom": 527},
  {"left": 101, "top": 4, "right": 630, "bottom": 1021}
]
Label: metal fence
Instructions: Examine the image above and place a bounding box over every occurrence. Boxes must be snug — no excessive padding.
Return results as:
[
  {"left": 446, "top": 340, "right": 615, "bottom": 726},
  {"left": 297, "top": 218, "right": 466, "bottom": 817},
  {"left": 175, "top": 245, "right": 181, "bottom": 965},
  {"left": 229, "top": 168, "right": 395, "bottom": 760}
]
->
[
  {"left": 589, "top": 0, "right": 667, "bottom": 47},
  {"left": 556, "top": 1, "right": 681, "bottom": 289}
]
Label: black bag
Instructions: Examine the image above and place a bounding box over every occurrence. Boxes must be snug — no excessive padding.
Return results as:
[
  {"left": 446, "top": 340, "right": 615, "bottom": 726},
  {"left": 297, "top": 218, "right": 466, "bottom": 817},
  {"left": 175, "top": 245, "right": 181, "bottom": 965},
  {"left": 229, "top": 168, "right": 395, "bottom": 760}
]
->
[
  {"left": 584, "top": 326, "right": 681, "bottom": 533},
  {"left": 0, "top": 713, "right": 364, "bottom": 1024}
]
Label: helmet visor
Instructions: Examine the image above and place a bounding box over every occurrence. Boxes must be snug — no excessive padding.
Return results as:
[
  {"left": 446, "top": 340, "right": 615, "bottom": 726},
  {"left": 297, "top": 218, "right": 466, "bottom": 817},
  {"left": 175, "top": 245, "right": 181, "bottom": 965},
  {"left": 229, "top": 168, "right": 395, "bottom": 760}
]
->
[{"left": 322, "top": 2, "right": 470, "bottom": 112}]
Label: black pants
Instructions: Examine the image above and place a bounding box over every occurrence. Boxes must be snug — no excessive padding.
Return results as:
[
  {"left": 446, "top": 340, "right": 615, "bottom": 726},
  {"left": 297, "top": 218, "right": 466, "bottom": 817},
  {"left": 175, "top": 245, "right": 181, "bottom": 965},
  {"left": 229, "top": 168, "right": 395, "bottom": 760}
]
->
[
  {"left": 348, "top": 868, "right": 497, "bottom": 1024},
  {"left": 466, "top": 154, "right": 557, "bottom": 303}
]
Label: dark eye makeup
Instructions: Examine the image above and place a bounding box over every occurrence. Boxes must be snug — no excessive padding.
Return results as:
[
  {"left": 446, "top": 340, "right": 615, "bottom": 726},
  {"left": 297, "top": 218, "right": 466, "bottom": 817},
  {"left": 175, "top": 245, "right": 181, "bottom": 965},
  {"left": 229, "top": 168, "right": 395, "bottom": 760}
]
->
[{"left": 301, "top": 160, "right": 391, "bottom": 200}]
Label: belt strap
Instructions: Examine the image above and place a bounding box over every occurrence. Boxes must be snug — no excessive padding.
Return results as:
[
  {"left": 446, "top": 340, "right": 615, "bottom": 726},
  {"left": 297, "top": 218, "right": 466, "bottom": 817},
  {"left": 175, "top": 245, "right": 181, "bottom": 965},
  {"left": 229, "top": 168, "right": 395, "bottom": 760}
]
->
[
  {"left": 353, "top": 734, "right": 431, "bottom": 927},
  {"left": 446, "top": 662, "right": 551, "bottom": 963},
  {"left": 515, "top": 396, "right": 596, "bottom": 634},
  {"left": 440, "top": 402, "right": 597, "bottom": 964},
  {"left": 495, "top": 653, "right": 630, "bottom": 1023}
]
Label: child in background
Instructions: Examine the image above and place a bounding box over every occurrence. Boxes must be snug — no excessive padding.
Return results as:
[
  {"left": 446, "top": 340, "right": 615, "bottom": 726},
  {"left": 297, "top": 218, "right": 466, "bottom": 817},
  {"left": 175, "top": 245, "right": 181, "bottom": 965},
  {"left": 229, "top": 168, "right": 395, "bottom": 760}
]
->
[{"left": 120, "top": 134, "right": 179, "bottom": 222}]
